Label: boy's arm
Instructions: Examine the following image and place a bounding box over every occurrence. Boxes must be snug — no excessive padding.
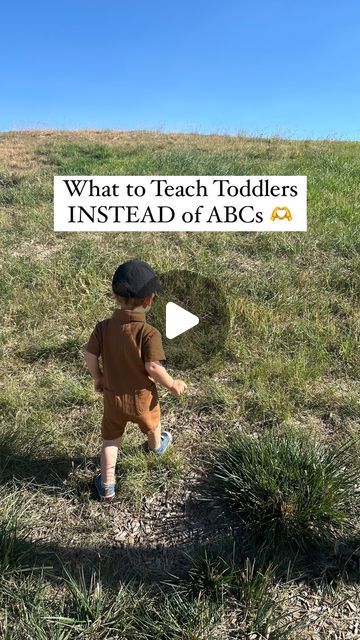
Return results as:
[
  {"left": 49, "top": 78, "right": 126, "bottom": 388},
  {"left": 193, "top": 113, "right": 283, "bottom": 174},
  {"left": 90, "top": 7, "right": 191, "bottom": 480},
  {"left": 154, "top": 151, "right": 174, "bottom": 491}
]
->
[
  {"left": 145, "top": 361, "right": 186, "bottom": 396},
  {"left": 84, "top": 349, "right": 104, "bottom": 394}
]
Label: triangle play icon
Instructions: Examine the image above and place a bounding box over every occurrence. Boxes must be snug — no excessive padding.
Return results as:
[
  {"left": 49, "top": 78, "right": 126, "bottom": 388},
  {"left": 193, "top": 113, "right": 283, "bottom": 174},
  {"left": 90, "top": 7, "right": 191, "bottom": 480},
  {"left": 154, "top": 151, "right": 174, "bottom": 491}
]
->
[{"left": 165, "top": 302, "right": 199, "bottom": 339}]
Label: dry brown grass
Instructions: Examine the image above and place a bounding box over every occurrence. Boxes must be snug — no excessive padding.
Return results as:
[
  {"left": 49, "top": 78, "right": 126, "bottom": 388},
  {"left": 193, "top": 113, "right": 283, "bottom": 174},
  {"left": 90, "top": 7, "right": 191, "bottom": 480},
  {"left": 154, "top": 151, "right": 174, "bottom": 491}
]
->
[{"left": 1, "top": 128, "right": 359, "bottom": 175}]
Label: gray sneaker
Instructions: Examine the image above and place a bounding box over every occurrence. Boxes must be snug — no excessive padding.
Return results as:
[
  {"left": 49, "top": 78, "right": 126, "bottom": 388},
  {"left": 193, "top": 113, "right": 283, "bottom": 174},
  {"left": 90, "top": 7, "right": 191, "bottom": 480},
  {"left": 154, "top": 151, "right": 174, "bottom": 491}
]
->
[
  {"left": 151, "top": 431, "right": 173, "bottom": 455},
  {"left": 94, "top": 474, "right": 115, "bottom": 503}
]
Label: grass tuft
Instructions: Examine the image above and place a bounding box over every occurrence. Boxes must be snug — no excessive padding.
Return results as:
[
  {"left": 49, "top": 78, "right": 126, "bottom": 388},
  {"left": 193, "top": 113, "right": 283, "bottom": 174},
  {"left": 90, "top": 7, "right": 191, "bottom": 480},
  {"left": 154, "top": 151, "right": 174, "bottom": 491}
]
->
[
  {"left": 0, "top": 491, "right": 40, "bottom": 575},
  {"left": 204, "top": 427, "right": 359, "bottom": 554},
  {"left": 170, "top": 549, "right": 295, "bottom": 638}
]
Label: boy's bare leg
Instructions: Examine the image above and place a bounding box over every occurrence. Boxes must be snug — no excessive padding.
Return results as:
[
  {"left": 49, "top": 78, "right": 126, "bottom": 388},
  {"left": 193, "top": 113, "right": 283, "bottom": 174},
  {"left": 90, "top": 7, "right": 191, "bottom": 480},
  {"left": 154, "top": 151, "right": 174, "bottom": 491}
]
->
[
  {"left": 101, "top": 437, "right": 121, "bottom": 485},
  {"left": 147, "top": 422, "right": 161, "bottom": 450}
]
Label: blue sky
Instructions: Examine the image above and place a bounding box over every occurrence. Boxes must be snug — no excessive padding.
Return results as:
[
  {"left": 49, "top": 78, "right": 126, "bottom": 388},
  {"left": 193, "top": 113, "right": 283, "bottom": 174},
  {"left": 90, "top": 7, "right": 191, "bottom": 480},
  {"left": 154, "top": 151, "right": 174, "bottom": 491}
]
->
[{"left": 1, "top": 0, "right": 359, "bottom": 139}]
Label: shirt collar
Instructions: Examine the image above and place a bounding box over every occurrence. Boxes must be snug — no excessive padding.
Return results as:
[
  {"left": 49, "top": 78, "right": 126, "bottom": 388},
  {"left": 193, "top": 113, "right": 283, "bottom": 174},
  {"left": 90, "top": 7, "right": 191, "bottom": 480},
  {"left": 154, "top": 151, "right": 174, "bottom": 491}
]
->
[{"left": 112, "top": 308, "right": 146, "bottom": 323}]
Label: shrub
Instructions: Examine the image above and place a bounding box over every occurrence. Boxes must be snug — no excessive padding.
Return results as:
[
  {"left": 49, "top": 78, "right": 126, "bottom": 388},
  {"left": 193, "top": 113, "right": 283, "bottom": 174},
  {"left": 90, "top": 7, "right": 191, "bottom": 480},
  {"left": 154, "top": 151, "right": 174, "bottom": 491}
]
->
[{"left": 204, "top": 427, "right": 359, "bottom": 553}]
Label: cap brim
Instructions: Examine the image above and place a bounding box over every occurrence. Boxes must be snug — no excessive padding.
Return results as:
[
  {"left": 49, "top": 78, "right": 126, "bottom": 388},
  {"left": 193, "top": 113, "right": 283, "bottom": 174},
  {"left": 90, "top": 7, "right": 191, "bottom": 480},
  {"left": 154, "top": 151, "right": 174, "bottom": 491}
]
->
[{"left": 154, "top": 278, "right": 163, "bottom": 293}]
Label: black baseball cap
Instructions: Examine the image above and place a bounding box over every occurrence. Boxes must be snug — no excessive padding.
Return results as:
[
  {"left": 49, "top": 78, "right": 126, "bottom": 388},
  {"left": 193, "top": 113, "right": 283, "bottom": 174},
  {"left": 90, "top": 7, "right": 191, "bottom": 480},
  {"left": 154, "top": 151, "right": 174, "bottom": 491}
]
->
[{"left": 112, "top": 259, "right": 163, "bottom": 298}]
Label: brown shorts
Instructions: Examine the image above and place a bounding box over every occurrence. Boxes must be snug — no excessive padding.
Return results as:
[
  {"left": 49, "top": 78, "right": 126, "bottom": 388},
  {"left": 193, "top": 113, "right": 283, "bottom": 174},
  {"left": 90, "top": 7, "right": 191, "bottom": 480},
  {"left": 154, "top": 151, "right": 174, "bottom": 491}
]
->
[{"left": 101, "top": 389, "right": 160, "bottom": 440}]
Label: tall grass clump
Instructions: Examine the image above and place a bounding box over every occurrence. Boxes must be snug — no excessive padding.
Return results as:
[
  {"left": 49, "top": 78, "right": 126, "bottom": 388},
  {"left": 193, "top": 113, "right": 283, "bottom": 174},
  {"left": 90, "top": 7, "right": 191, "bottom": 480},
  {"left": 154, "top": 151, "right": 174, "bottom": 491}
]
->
[
  {"left": 204, "top": 427, "right": 359, "bottom": 554},
  {"left": 169, "top": 550, "right": 295, "bottom": 638},
  {"left": 44, "top": 568, "right": 224, "bottom": 640},
  {"left": 0, "top": 491, "right": 39, "bottom": 575}
]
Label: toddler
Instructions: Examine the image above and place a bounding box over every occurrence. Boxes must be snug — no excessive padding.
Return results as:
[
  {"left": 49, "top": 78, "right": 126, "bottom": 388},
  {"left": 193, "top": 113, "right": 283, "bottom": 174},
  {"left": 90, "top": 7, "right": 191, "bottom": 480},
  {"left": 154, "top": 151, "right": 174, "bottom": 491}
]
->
[{"left": 84, "top": 259, "right": 186, "bottom": 502}]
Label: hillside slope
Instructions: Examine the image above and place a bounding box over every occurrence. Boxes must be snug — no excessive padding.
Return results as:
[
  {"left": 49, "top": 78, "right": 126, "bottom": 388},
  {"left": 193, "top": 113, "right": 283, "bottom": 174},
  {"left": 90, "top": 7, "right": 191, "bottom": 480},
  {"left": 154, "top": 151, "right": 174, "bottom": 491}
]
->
[{"left": 0, "top": 131, "right": 359, "bottom": 639}]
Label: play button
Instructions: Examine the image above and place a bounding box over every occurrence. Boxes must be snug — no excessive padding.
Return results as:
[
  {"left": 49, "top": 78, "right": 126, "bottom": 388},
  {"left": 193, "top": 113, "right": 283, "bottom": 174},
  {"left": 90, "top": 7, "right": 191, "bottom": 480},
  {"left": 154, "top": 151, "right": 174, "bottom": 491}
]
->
[
  {"left": 166, "top": 302, "right": 199, "bottom": 339},
  {"left": 148, "top": 269, "right": 230, "bottom": 371}
]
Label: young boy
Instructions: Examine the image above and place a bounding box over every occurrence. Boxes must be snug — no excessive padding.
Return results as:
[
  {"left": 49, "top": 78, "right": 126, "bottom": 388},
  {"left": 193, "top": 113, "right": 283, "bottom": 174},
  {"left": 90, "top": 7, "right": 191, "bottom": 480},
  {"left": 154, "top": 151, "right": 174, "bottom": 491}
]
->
[{"left": 83, "top": 259, "right": 187, "bottom": 503}]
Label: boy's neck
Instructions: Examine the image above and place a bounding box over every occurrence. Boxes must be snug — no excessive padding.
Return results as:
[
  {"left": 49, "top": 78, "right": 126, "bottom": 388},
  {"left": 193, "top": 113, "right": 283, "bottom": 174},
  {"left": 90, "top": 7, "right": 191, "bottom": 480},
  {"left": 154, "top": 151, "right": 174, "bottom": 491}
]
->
[{"left": 118, "top": 304, "right": 147, "bottom": 313}]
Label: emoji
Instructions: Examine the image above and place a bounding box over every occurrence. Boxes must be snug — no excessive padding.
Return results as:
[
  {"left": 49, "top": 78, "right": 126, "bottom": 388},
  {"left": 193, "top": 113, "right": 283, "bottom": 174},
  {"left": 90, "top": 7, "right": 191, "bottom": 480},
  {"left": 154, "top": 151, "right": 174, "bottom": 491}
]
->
[{"left": 271, "top": 206, "right": 292, "bottom": 221}]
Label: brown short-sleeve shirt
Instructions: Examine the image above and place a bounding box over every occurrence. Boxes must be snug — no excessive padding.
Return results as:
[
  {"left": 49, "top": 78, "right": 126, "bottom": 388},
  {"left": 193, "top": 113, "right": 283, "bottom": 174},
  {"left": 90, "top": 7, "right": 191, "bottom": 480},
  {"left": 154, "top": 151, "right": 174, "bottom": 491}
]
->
[{"left": 85, "top": 308, "right": 165, "bottom": 414}]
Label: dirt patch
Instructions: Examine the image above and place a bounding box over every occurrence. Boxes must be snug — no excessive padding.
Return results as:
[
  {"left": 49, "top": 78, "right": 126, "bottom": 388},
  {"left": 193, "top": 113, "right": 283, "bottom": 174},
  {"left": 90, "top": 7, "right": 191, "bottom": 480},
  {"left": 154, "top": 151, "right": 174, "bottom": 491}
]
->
[
  {"left": 278, "top": 580, "right": 360, "bottom": 639},
  {"left": 11, "top": 238, "right": 65, "bottom": 260}
]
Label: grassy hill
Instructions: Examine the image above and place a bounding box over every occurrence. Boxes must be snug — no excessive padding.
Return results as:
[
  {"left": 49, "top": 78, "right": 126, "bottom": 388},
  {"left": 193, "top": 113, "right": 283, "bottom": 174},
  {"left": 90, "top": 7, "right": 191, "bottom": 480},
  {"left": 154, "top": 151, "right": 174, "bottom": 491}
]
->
[{"left": 0, "top": 131, "right": 359, "bottom": 638}]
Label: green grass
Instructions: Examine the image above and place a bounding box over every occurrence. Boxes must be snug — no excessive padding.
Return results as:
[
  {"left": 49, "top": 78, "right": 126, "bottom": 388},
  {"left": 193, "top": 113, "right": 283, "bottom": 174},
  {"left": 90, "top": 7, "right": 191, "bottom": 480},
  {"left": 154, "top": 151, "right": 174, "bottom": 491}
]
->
[
  {"left": 115, "top": 442, "right": 184, "bottom": 506},
  {"left": 0, "top": 130, "right": 359, "bottom": 637},
  {"left": 0, "top": 491, "right": 38, "bottom": 575},
  {"left": 0, "top": 569, "right": 226, "bottom": 640},
  {"left": 203, "top": 427, "right": 359, "bottom": 556}
]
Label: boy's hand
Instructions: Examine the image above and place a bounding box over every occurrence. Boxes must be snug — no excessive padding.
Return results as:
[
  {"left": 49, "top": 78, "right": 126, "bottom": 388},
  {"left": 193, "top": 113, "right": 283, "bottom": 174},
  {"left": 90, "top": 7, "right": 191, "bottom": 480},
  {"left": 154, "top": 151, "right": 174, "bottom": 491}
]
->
[
  {"left": 94, "top": 375, "right": 104, "bottom": 394},
  {"left": 145, "top": 362, "right": 187, "bottom": 396},
  {"left": 170, "top": 379, "right": 187, "bottom": 396}
]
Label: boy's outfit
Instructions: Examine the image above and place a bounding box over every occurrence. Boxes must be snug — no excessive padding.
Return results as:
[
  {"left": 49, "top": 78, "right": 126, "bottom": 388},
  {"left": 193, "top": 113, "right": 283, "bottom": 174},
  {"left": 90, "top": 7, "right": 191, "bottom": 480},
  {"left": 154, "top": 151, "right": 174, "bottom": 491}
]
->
[
  {"left": 85, "top": 259, "right": 177, "bottom": 503},
  {"left": 86, "top": 307, "right": 166, "bottom": 439},
  {"left": 85, "top": 260, "right": 165, "bottom": 440}
]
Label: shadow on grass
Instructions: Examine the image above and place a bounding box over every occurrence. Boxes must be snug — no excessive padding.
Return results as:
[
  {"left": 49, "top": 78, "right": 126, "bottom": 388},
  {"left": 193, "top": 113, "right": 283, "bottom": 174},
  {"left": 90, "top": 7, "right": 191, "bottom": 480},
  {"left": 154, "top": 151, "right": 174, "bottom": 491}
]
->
[
  {"left": 0, "top": 457, "right": 359, "bottom": 590},
  {"left": 1, "top": 517, "right": 359, "bottom": 594},
  {"left": 18, "top": 337, "right": 85, "bottom": 370},
  {"left": 0, "top": 442, "right": 177, "bottom": 502},
  {"left": 0, "top": 447, "right": 98, "bottom": 496},
  {"left": 0, "top": 447, "right": 359, "bottom": 589}
]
